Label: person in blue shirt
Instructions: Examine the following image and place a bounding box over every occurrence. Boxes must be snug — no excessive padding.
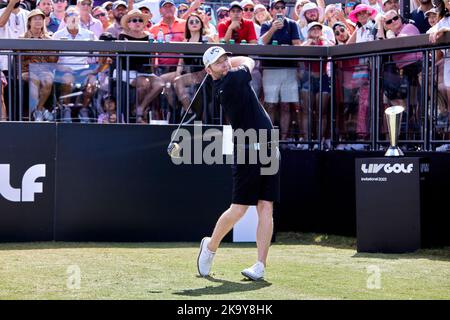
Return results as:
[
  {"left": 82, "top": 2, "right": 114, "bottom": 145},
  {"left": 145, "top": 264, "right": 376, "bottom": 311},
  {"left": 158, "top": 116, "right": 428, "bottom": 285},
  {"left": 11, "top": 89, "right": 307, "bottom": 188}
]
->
[
  {"left": 259, "top": 0, "right": 302, "bottom": 145},
  {"left": 37, "top": 0, "right": 61, "bottom": 33}
]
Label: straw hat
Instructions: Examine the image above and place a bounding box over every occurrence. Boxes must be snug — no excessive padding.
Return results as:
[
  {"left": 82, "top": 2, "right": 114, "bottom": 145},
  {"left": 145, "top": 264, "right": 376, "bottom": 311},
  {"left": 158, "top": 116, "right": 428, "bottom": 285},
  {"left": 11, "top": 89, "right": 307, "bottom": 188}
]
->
[
  {"left": 27, "top": 9, "right": 46, "bottom": 21},
  {"left": 120, "top": 9, "right": 150, "bottom": 30}
]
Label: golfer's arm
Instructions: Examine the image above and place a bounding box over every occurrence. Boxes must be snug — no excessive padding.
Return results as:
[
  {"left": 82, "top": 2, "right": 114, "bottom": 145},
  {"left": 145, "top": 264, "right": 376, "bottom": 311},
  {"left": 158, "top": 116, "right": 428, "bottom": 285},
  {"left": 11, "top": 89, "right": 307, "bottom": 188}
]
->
[{"left": 229, "top": 56, "right": 255, "bottom": 72}]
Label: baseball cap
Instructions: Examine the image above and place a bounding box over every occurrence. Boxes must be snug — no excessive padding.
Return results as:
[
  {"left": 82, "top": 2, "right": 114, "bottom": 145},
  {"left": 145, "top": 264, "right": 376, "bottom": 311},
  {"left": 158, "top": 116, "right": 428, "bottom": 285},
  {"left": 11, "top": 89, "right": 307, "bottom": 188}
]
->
[
  {"left": 203, "top": 46, "right": 232, "bottom": 68},
  {"left": 382, "top": 0, "right": 397, "bottom": 4},
  {"left": 425, "top": 7, "right": 439, "bottom": 16},
  {"left": 270, "top": 0, "right": 286, "bottom": 8},
  {"left": 113, "top": 0, "right": 128, "bottom": 10},
  {"left": 240, "top": 0, "right": 255, "bottom": 8},
  {"left": 102, "top": 1, "right": 113, "bottom": 9},
  {"left": 229, "top": 1, "right": 243, "bottom": 10},
  {"left": 307, "top": 21, "right": 322, "bottom": 33},
  {"left": 159, "top": 0, "right": 175, "bottom": 8},
  {"left": 216, "top": 6, "right": 229, "bottom": 14}
]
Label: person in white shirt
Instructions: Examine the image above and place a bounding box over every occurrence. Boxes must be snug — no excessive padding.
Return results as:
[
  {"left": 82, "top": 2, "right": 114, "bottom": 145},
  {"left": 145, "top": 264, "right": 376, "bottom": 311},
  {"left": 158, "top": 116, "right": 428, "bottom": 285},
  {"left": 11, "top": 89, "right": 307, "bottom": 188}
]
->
[
  {"left": 0, "top": 0, "right": 29, "bottom": 73},
  {"left": 58, "top": 0, "right": 103, "bottom": 38},
  {"left": 52, "top": 7, "right": 98, "bottom": 122}
]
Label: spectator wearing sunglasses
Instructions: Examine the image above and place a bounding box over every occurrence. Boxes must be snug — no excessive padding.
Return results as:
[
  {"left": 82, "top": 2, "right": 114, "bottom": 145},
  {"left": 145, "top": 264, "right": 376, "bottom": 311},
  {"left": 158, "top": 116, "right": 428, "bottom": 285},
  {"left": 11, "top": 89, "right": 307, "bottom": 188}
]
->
[
  {"left": 241, "top": 0, "right": 264, "bottom": 39},
  {"left": 177, "top": 3, "right": 188, "bottom": 19},
  {"left": 119, "top": 9, "right": 164, "bottom": 123},
  {"left": 217, "top": 1, "right": 257, "bottom": 43},
  {"left": 57, "top": 0, "right": 103, "bottom": 37},
  {"left": 260, "top": 0, "right": 302, "bottom": 143},
  {"left": 134, "top": 3, "right": 153, "bottom": 32},
  {"left": 332, "top": 21, "right": 350, "bottom": 44},
  {"left": 50, "top": 0, "right": 68, "bottom": 24},
  {"left": 241, "top": 0, "right": 255, "bottom": 21},
  {"left": 216, "top": 6, "right": 229, "bottom": 24},
  {"left": 92, "top": 6, "right": 110, "bottom": 31},
  {"left": 346, "top": 4, "right": 379, "bottom": 149},
  {"left": 52, "top": 7, "right": 98, "bottom": 122},
  {"left": 37, "top": 0, "right": 60, "bottom": 33},
  {"left": 101, "top": 1, "right": 114, "bottom": 23},
  {"left": 77, "top": 0, "right": 102, "bottom": 37},
  {"left": 383, "top": 9, "right": 423, "bottom": 136},
  {"left": 174, "top": 13, "right": 212, "bottom": 119},
  {"left": 105, "top": 1, "right": 129, "bottom": 39},
  {"left": 149, "top": 0, "right": 187, "bottom": 111},
  {"left": 21, "top": 9, "right": 58, "bottom": 121}
]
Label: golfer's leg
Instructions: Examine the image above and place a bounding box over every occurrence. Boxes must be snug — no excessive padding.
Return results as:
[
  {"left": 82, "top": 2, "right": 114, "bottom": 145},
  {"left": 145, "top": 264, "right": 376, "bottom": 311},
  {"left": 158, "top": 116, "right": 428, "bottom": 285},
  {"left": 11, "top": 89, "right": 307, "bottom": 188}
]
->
[
  {"left": 256, "top": 200, "right": 274, "bottom": 266},
  {"left": 208, "top": 204, "right": 248, "bottom": 252}
]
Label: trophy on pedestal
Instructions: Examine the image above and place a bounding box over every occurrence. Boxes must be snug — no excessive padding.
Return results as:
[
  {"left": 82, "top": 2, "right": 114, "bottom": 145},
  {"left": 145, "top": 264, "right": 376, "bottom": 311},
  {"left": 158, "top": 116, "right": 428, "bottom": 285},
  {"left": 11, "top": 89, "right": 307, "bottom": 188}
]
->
[{"left": 385, "top": 106, "right": 405, "bottom": 157}]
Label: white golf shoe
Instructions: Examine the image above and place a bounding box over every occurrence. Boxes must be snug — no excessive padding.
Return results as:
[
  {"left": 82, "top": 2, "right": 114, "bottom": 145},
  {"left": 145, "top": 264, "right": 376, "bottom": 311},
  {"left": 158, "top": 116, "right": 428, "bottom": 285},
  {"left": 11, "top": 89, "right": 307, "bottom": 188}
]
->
[
  {"left": 197, "top": 237, "right": 215, "bottom": 277},
  {"left": 241, "top": 261, "right": 265, "bottom": 281}
]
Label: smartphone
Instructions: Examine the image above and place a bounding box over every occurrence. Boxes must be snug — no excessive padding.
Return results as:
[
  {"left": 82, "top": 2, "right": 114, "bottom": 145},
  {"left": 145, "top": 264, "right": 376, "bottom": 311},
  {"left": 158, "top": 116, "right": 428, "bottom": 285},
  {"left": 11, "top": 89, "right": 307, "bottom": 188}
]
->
[
  {"left": 335, "top": 3, "right": 342, "bottom": 11},
  {"left": 276, "top": 13, "right": 283, "bottom": 22},
  {"left": 204, "top": 6, "right": 212, "bottom": 16}
]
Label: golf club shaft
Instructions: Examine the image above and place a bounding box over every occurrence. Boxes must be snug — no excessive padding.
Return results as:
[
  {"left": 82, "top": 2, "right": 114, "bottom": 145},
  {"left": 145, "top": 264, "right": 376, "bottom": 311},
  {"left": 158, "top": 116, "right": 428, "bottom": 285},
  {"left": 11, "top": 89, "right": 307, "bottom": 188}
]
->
[{"left": 169, "top": 74, "right": 209, "bottom": 145}]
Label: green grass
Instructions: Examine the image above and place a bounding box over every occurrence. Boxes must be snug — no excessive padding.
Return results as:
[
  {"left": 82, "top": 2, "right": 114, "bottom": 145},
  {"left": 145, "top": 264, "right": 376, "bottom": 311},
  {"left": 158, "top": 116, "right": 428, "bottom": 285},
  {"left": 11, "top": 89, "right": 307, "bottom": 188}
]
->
[{"left": 0, "top": 233, "right": 449, "bottom": 300}]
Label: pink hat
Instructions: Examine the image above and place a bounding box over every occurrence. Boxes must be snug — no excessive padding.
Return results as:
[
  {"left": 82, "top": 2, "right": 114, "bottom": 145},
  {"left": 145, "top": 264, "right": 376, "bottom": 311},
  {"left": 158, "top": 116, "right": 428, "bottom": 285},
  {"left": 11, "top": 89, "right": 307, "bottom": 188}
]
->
[{"left": 348, "top": 4, "right": 378, "bottom": 23}]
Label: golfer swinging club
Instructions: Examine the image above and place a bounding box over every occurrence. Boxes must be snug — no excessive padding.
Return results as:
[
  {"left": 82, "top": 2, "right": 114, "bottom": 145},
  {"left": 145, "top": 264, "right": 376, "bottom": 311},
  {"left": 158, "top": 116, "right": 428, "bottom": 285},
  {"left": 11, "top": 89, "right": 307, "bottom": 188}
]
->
[{"left": 197, "top": 46, "right": 280, "bottom": 281}]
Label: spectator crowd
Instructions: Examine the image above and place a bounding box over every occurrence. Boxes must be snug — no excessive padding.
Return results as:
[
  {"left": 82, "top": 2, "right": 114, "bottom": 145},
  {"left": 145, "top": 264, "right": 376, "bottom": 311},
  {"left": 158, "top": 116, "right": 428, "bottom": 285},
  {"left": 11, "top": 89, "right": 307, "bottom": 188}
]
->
[{"left": 0, "top": 0, "right": 449, "bottom": 151}]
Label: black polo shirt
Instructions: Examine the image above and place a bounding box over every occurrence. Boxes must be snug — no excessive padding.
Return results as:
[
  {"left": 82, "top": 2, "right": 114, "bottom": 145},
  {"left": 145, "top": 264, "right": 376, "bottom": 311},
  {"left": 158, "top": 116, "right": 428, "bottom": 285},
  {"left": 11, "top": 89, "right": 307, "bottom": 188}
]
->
[{"left": 213, "top": 65, "right": 273, "bottom": 134}]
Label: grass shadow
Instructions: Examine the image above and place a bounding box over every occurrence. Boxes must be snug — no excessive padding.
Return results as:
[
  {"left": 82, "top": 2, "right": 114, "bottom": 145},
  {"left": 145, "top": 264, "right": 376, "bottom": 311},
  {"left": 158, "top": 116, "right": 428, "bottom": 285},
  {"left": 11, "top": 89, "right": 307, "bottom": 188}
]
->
[
  {"left": 276, "top": 232, "right": 450, "bottom": 262},
  {"left": 173, "top": 277, "right": 272, "bottom": 297}
]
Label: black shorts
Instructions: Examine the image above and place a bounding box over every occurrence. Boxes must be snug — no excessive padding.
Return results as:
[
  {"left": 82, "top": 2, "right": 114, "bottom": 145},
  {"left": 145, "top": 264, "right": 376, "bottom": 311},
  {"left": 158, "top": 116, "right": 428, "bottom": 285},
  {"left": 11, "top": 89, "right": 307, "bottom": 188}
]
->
[{"left": 231, "top": 150, "right": 281, "bottom": 206}]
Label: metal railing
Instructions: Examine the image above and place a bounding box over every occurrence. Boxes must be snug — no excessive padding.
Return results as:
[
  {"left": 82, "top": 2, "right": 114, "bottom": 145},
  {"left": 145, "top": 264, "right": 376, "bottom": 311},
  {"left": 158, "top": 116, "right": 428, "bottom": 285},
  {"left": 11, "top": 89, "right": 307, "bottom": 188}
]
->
[{"left": 0, "top": 33, "right": 449, "bottom": 151}]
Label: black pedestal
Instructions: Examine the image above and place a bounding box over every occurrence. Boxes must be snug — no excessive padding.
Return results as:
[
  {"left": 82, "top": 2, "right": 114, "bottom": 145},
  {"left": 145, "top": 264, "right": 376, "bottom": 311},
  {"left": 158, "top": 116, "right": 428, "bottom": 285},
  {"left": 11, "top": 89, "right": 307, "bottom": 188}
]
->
[{"left": 355, "top": 157, "right": 429, "bottom": 253}]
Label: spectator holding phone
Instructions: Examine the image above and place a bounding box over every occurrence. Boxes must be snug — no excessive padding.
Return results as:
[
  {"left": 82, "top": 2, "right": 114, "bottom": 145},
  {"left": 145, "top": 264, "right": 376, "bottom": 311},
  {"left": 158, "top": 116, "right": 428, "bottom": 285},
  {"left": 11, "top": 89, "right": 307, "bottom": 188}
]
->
[{"left": 260, "top": 0, "right": 302, "bottom": 143}]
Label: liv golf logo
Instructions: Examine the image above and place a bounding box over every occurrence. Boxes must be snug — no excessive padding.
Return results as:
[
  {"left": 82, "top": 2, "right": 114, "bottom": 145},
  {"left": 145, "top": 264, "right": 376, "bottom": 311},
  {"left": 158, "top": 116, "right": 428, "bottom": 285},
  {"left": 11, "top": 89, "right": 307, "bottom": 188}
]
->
[
  {"left": 0, "top": 164, "right": 46, "bottom": 202},
  {"left": 361, "top": 163, "right": 413, "bottom": 174}
]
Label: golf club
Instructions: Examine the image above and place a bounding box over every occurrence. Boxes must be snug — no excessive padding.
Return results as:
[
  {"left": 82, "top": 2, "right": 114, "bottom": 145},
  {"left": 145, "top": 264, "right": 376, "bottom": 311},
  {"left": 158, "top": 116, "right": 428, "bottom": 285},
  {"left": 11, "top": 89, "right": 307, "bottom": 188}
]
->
[{"left": 167, "top": 74, "right": 209, "bottom": 158}]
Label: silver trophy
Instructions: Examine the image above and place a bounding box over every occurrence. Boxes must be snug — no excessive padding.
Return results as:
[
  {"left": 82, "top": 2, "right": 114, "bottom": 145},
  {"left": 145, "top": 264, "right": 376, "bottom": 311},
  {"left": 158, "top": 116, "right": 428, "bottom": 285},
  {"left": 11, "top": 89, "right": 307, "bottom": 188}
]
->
[{"left": 384, "top": 106, "right": 405, "bottom": 157}]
